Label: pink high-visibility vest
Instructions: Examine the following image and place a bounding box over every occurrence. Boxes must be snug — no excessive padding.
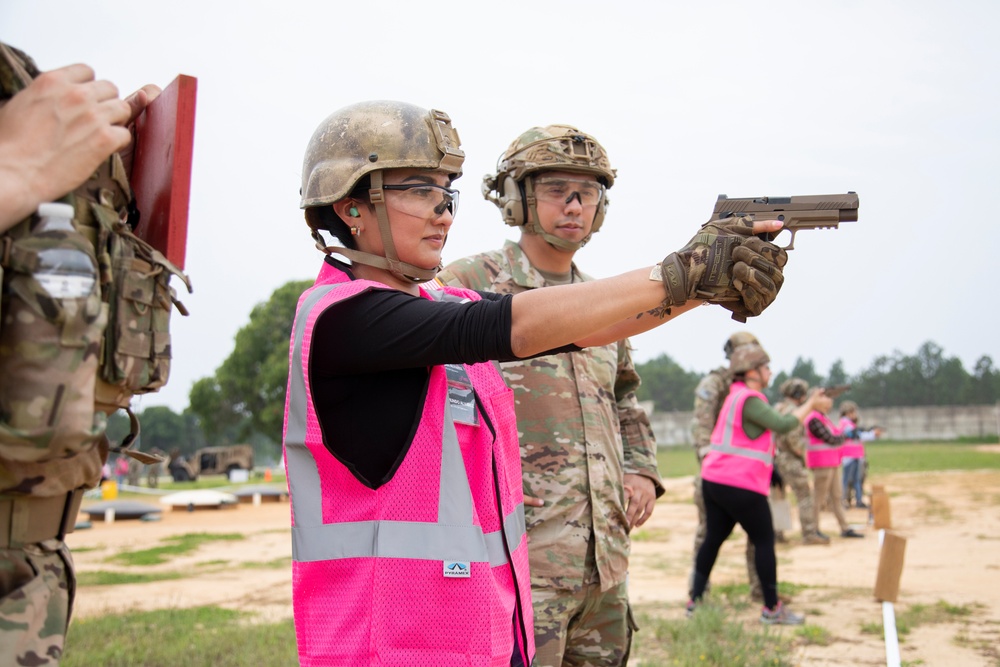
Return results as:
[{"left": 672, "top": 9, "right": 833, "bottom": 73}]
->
[
  {"left": 701, "top": 382, "right": 774, "bottom": 496},
  {"left": 282, "top": 261, "right": 534, "bottom": 667},
  {"left": 805, "top": 410, "right": 843, "bottom": 468},
  {"left": 839, "top": 416, "right": 865, "bottom": 459}
]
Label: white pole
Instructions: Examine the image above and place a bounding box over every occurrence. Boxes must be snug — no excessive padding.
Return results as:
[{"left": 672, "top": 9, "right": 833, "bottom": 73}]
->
[
  {"left": 879, "top": 529, "right": 901, "bottom": 667},
  {"left": 253, "top": 492, "right": 261, "bottom": 507}
]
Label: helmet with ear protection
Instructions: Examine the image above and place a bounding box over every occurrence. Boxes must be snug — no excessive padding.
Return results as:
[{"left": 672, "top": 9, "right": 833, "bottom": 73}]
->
[{"left": 483, "top": 125, "right": 616, "bottom": 246}]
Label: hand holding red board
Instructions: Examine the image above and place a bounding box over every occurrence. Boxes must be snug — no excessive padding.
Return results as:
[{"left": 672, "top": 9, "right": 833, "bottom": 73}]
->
[{"left": 130, "top": 74, "right": 197, "bottom": 270}]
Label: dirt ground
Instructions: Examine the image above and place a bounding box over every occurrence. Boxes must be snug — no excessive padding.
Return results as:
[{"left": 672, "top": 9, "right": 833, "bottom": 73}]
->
[{"left": 68, "top": 467, "right": 1000, "bottom": 666}]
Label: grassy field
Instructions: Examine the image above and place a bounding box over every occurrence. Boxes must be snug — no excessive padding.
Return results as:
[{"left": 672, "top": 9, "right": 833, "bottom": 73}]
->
[{"left": 63, "top": 440, "right": 999, "bottom": 666}]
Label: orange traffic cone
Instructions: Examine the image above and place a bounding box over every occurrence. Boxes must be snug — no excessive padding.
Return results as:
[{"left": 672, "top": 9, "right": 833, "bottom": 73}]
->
[{"left": 264, "top": 468, "right": 272, "bottom": 482}]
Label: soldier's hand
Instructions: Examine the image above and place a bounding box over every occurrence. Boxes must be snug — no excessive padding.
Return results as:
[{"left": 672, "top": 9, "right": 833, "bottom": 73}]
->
[
  {"left": 118, "top": 83, "right": 162, "bottom": 176},
  {"left": 523, "top": 493, "right": 544, "bottom": 508},
  {"left": 0, "top": 63, "right": 131, "bottom": 231},
  {"left": 657, "top": 218, "right": 786, "bottom": 322},
  {"left": 623, "top": 474, "right": 656, "bottom": 529}
]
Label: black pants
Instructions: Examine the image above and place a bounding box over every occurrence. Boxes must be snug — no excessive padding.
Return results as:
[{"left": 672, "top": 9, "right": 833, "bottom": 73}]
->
[{"left": 693, "top": 479, "right": 778, "bottom": 609}]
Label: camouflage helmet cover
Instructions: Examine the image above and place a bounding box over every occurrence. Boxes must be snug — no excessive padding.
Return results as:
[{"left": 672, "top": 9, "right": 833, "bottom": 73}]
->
[
  {"left": 483, "top": 124, "right": 616, "bottom": 247},
  {"left": 492, "top": 124, "right": 616, "bottom": 187},
  {"left": 780, "top": 377, "right": 810, "bottom": 400},
  {"left": 729, "top": 343, "right": 770, "bottom": 374},
  {"left": 300, "top": 100, "right": 464, "bottom": 209},
  {"left": 724, "top": 331, "right": 760, "bottom": 359}
]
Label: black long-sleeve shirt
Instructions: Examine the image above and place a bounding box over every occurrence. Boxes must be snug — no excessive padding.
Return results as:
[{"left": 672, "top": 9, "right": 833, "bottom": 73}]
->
[{"left": 308, "top": 259, "right": 576, "bottom": 488}]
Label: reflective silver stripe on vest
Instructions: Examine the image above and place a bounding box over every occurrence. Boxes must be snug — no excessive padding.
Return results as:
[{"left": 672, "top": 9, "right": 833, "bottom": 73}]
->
[
  {"left": 285, "top": 283, "right": 526, "bottom": 567},
  {"left": 292, "top": 505, "right": 525, "bottom": 566},
  {"left": 707, "top": 388, "right": 774, "bottom": 465},
  {"left": 286, "top": 285, "right": 339, "bottom": 530}
]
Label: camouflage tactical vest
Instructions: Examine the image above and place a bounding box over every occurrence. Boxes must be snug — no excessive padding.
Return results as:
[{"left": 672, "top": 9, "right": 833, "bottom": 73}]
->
[{"left": 0, "top": 43, "right": 191, "bottom": 498}]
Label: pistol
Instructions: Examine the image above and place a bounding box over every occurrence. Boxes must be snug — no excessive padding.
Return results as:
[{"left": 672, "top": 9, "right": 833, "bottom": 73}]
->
[
  {"left": 712, "top": 192, "right": 859, "bottom": 250},
  {"left": 822, "top": 385, "right": 852, "bottom": 399}
]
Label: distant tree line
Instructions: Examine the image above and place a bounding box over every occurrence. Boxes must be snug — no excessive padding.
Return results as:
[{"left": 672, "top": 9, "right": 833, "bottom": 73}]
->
[{"left": 635, "top": 341, "right": 1000, "bottom": 413}]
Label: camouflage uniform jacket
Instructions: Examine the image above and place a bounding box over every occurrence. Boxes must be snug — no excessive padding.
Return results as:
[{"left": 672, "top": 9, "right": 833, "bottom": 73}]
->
[
  {"left": 437, "top": 240, "right": 663, "bottom": 592},
  {"left": 774, "top": 399, "right": 807, "bottom": 459},
  {"left": 691, "top": 367, "right": 730, "bottom": 462},
  {"left": 0, "top": 44, "right": 110, "bottom": 498}
]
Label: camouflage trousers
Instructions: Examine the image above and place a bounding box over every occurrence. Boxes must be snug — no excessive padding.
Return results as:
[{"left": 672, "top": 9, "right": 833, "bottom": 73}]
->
[
  {"left": 774, "top": 451, "right": 818, "bottom": 536},
  {"left": 0, "top": 539, "right": 75, "bottom": 666},
  {"left": 532, "top": 579, "right": 634, "bottom": 667},
  {"left": 812, "top": 465, "right": 849, "bottom": 533},
  {"left": 690, "top": 472, "right": 756, "bottom": 599}
]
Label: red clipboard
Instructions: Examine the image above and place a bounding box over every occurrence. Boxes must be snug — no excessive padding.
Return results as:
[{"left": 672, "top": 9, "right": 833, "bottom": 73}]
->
[{"left": 130, "top": 74, "right": 197, "bottom": 270}]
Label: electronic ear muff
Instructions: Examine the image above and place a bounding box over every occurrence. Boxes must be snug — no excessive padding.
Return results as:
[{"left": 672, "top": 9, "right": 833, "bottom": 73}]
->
[
  {"left": 348, "top": 206, "right": 360, "bottom": 218},
  {"left": 498, "top": 176, "right": 525, "bottom": 228}
]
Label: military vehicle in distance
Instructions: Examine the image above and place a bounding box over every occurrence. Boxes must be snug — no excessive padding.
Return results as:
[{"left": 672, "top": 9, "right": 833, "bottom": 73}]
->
[{"left": 169, "top": 444, "right": 254, "bottom": 482}]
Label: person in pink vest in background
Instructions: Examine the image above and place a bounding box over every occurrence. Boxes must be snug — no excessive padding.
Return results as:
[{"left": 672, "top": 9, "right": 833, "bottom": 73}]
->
[
  {"left": 690, "top": 344, "right": 822, "bottom": 625},
  {"left": 283, "top": 100, "right": 791, "bottom": 666},
  {"left": 806, "top": 393, "right": 866, "bottom": 539},
  {"left": 838, "top": 400, "right": 882, "bottom": 508}
]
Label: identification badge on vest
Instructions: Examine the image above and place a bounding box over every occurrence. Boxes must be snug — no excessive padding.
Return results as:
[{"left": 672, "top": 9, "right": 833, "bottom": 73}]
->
[
  {"left": 445, "top": 364, "right": 478, "bottom": 426},
  {"left": 443, "top": 561, "right": 471, "bottom": 578}
]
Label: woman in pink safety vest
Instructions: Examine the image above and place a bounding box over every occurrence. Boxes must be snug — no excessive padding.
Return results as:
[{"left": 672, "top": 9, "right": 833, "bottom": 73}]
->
[
  {"left": 805, "top": 394, "right": 865, "bottom": 539},
  {"left": 839, "top": 400, "right": 882, "bottom": 509},
  {"left": 691, "top": 344, "right": 821, "bottom": 626},
  {"left": 284, "top": 101, "right": 791, "bottom": 666}
]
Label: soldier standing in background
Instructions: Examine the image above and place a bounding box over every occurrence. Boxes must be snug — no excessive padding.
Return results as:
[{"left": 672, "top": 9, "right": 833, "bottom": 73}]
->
[
  {"left": 689, "top": 332, "right": 764, "bottom": 602},
  {"left": 437, "top": 125, "right": 664, "bottom": 666},
  {"left": 773, "top": 379, "right": 829, "bottom": 544},
  {"left": 0, "top": 42, "right": 160, "bottom": 664}
]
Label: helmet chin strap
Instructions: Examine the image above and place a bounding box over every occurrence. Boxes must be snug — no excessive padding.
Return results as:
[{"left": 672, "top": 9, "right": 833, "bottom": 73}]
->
[
  {"left": 523, "top": 178, "right": 592, "bottom": 251},
  {"left": 313, "top": 170, "right": 440, "bottom": 283}
]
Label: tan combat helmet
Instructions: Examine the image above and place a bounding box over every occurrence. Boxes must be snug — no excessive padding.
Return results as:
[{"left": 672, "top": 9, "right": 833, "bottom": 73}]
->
[
  {"left": 301, "top": 100, "right": 464, "bottom": 282},
  {"left": 729, "top": 343, "right": 770, "bottom": 374},
  {"left": 482, "top": 124, "right": 616, "bottom": 251},
  {"left": 723, "top": 331, "right": 760, "bottom": 359},
  {"left": 780, "top": 378, "right": 810, "bottom": 401}
]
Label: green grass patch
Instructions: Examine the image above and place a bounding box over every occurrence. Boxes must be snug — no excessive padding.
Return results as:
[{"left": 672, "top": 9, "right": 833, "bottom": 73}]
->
[
  {"left": 656, "top": 447, "right": 700, "bottom": 479},
  {"left": 76, "top": 570, "right": 184, "bottom": 586},
  {"left": 631, "top": 526, "right": 672, "bottom": 543},
  {"left": 860, "top": 600, "right": 981, "bottom": 640},
  {"left": 865, "top": 442, "right": 1000, "bottom": 474},
  {"left": 631, "top": 601, "right": 795, "bottom": 666},
  {"left": 243, "top": 556, "right": 293, "bottom": 570},
  {"left": 107, "top": 532, "right": 245, "bottom": 566},
  {"left": 796, "top": 623, "right": 832, "bottom": 646},
  {"left": 64, "top": 606, "right": 296, "bottom": 667}
]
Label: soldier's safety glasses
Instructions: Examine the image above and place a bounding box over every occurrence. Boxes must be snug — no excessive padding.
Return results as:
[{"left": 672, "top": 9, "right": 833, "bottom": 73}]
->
[
  {"left": 533, "top": 177, "right": 604, "bottom": 208},
  {"left": 382, "top": 183, "right": 460, "bottom": 218}
]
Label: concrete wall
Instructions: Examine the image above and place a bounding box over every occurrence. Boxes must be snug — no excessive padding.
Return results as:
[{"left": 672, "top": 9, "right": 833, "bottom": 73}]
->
[{"left": 646, "top": 402, "right": 1000, "bottom": 446}]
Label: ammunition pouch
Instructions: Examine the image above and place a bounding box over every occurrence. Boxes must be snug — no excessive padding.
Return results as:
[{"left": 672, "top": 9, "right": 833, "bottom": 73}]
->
[{"left": 0, "top": 489, "right": 84, "bottom": 548}]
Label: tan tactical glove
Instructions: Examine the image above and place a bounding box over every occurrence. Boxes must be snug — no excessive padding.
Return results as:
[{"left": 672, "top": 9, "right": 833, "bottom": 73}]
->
[{"left": 656, "top": 216, "right": 787, "bottom": 322}]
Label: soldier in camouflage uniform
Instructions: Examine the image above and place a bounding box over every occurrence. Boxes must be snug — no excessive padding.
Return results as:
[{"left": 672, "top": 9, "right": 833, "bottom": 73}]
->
[
  {"left": 437, "top": 126, "right": 664, "bottom": 667},
  {"left": 689, "top": 332, "right": 765, "bottom": 601},
  {"left": 0, "top": 42, "right": 159, "bottom": 665},
  {"left": 773, "top": 378, "right": 828, "bottom": 544}
]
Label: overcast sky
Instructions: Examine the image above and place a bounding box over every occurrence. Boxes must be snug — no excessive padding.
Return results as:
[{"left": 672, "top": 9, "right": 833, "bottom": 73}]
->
[{"left": 4, "top": 0, "right": 998, "bottom": 413}]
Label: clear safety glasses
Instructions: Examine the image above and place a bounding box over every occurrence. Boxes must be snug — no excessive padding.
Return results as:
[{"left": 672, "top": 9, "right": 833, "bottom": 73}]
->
[
  {"left": 382, "top": 183, "right": 460, "bottom": 218},
  {"left": 533, "top": 177, "right": 604, "bottom": 207}
]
